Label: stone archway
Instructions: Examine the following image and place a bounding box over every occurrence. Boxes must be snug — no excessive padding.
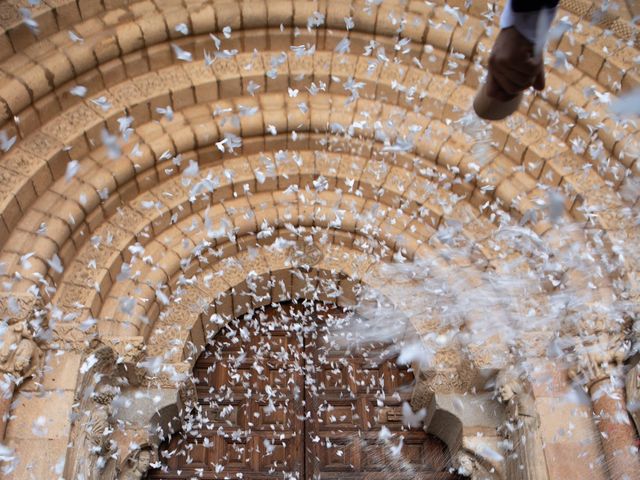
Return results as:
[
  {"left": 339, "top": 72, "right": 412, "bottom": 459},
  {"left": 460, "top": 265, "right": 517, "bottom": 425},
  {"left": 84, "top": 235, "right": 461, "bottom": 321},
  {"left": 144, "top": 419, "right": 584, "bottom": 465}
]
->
[
  {"left": 147, "top": 301, "right": 468, "bottom": 479},
  {"left": 1, "top": 1, "right": 639, "bottom": 479}
]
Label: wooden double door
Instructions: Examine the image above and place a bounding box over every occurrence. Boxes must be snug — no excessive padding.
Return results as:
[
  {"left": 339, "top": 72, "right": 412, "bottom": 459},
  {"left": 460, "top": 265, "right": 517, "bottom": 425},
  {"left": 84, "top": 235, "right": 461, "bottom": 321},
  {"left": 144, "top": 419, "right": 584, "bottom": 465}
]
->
[{"left": 149, "top": 303, "right": 465, "bottom": 479}]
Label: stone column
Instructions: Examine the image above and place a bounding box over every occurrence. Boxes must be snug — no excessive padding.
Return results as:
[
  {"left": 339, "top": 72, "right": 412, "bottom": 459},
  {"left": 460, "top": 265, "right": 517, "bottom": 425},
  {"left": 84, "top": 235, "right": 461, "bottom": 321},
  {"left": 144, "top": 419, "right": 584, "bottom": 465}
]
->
[
  {"left": 627, "top": 361, "right": 640, "bottom": 435},
  {"left": 495, "top": 368, "right": 550, "bottom": 480},
  {"left": 0, "top": 380, "right": 13, "bottom": 439},
  {"left": 589, "top": 376, "right": 640, "bottom": 480},
  {"left": 570, "top": 330, "right": 640, "bottom": 480}
]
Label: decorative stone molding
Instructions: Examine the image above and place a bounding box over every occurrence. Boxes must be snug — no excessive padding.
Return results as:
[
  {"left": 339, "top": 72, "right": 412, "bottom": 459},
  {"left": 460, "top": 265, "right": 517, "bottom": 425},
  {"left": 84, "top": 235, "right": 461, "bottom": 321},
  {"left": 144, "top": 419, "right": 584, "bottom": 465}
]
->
[
  {"left": 418, "top": 350, "right": 480, "bottom": 394},
  {"left": 288, "top": 239, "right": 324, "bottom": 268},
  {"left": 0, "top": 293, "right": 40, "bottom": 322},
  {"left": 65, "top": 346, "right": 119, "bottom": 480},
  {"left": 495, "top": 369, "right": 549, "bottom": 480}
]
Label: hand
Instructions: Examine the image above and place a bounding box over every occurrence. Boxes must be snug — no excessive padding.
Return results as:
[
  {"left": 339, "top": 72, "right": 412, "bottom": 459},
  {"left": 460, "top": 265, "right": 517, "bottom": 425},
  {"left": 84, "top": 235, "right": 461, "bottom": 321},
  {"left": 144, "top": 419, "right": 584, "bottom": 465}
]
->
[{"left": 487, "top": 27, "right": 545, "bottom": 101}]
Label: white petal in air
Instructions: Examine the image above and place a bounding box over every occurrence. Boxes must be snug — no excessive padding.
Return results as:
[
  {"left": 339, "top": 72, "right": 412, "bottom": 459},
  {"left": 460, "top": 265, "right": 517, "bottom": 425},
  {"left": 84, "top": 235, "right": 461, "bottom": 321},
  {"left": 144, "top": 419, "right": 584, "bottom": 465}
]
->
[
  {"left": 171, "top": 43, "right": 193, "bottom": 62},
  {"left": 69, "top": 85, "right": 87, "bottom": 97},
  {"left": 402, "top": 401, "right": 426, "bottom": 428}
]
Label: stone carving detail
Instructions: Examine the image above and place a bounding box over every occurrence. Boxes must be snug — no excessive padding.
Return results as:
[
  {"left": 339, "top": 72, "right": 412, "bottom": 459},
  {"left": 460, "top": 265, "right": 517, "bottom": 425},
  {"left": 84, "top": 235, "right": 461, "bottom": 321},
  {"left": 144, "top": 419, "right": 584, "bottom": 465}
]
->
[
  {"left": 0, "top": 293, "right": 46, "bottom": 437},
  {"left": 411, "top": 350, "right": 477, "bottom": 394},
  {"left": 119, "top": 446, "right": 155, "bottom": 480},
  {"left": 495, "top": 369, "right": 549, "bottom": 480},
  {"left": 379, "top": 64, "right": 406, "bottom": 83},
  {"left": 313, "top": 52, "right": 332, "bottom": 73},
  {"left": 65, "top": 346, "right": 117, "bottom": 480},
  {"left": 237, "top": 54, "right": 262, "bottom": 72},
  {"left": 109, "top": 82, "right": 143, "bottom": 106},
  {"left": 159, "top": 66, "right": 190, "bottom": 89},
  {"left": 0, "top": 293, "right": 45, "bottom": 380},
  {"left": 288, "top": 54, "right": 313, "bottom": 72},
  {"left": 0, "top": 321, "right": 43, "bottom": 378},
  {"left": 567, "top": 329, "right": 629, "bottom": 388},
  {"left": 289, "top": 240, "right": 324, "bottom": 268},
  {"left": 19, "top": 131, "right": 60, "bottom": 160},
  {"left": 452, "top": 450, "right": 501, "bottom": 480},
  {"left": 3, "top": 148, "right": 43, "bottom": 178},
  {"left": 133, "top": 73, "right": 166, "bottom": 97},
  {"left": 82, "top": 387, "right": 118, "bottom": 479},
  {"left": 0, "top": 3, "right": 21, "bottom": 28},
  {"left": 453, "top": 450, "right": 480, "bottom": 477},
  {"left": 101, "top": 336, "right": 146, "bottom": 386},
  {"left": 213, "top": 58, "right": 240, "bottom": 76},
  {"left": 42, "top": 103, "right": 99, "bottom": 142},
  {"left": 0, "top": 167, "right": 21, "bottom": 195},
  {"left": 184, "top": 62, "right": 216, "bottom": 81}
]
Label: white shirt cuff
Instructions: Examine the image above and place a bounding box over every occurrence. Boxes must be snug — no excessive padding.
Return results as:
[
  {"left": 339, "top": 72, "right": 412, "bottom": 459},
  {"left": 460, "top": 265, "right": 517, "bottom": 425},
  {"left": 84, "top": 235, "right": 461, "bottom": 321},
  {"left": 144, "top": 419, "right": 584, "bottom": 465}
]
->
[{"left": 500, "top": 0, "right": 557, "bottom": 47}]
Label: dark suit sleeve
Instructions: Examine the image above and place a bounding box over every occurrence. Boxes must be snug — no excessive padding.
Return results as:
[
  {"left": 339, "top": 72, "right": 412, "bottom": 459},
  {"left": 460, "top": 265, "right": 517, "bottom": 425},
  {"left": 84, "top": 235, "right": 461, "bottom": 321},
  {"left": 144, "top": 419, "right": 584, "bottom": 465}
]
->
[{"left": 511, "top": 0, "right": 560, "bottom": 12}]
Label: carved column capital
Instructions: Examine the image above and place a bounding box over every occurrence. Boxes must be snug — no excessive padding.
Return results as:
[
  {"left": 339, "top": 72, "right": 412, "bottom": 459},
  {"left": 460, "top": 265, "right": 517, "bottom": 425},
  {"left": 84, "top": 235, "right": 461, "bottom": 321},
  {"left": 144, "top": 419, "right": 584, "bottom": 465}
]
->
[
  {"left": 100, "top": 336, "right": 146, "bottom": 386},
  {"left": 494, "top": 369, "right": 548, "bottom": 480},
  {"left": 0, "top": 293, "right": 45, "bottom": 390},
  {"left": 568, "top": 330, "right": 630, "bottom": 390}
]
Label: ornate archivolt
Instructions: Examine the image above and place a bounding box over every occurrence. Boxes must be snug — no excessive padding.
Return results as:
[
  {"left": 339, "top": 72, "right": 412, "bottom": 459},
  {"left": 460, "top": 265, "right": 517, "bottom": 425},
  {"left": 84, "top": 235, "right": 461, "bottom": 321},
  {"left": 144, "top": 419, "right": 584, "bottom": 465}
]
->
[
  {"left": 63, "top": 242, "right": 508, "bottom": 479},
  {"left": 0, "top": 0, "right": 638, "bottom": 478}
]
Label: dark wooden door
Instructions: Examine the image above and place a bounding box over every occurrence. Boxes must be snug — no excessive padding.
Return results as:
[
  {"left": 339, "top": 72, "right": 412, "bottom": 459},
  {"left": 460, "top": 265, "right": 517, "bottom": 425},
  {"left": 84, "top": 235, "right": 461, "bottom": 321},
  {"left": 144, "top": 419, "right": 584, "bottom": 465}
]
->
[{"left": 148, "top": 303, "right": 465, "bottom": 480}]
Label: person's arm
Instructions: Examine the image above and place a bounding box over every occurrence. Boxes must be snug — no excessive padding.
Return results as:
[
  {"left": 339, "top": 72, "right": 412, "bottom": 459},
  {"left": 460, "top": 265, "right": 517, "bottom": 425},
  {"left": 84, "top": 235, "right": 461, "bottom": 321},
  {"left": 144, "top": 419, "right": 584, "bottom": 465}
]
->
[
  {"left": 500, "top": 0, "right": 559, "bottom": 45},
  {"left": 486, "top": 0, "right": 559, "bottom": 100},
  {"left": 511, "top": 0, "right": 560, "bottom": 12}
]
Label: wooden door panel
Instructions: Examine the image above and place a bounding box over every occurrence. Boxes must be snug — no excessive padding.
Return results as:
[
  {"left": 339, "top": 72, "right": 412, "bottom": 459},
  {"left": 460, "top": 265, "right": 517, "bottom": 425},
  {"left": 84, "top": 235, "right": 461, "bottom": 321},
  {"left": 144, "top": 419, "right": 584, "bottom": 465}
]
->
[
  {"left": 199, "top": 399, "right": 246, "bottom": 428},
  {"left": 218, "top": 436, "right": 251, "bottom": 470},
  {"left": 149, "top": 303, "right": 466, "bottom": 480}
]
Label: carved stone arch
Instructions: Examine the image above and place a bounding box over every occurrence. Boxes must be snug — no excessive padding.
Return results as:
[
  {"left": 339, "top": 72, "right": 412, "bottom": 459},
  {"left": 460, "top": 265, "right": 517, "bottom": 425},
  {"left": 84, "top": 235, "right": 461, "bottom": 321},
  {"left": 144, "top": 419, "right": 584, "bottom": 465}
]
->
[
  {"left": 76, "top": 257, "right": 394, "bottom": 478},
  {"left": 103, "top": 263, "right": 465, "bottom": 480},
  {"left": 142, "top": 242, "right": 429, "bottom": 372}
]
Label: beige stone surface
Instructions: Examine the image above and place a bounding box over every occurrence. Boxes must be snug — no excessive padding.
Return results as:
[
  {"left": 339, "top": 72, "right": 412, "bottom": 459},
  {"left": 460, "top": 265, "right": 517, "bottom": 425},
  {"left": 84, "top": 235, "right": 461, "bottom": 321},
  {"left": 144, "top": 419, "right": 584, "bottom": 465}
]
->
[
  {"left": 6, "top": 391, "right": 74, "bottom": 441},
  {"left": 0, "top": 0, "right": 637, "bottom": 477}
]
